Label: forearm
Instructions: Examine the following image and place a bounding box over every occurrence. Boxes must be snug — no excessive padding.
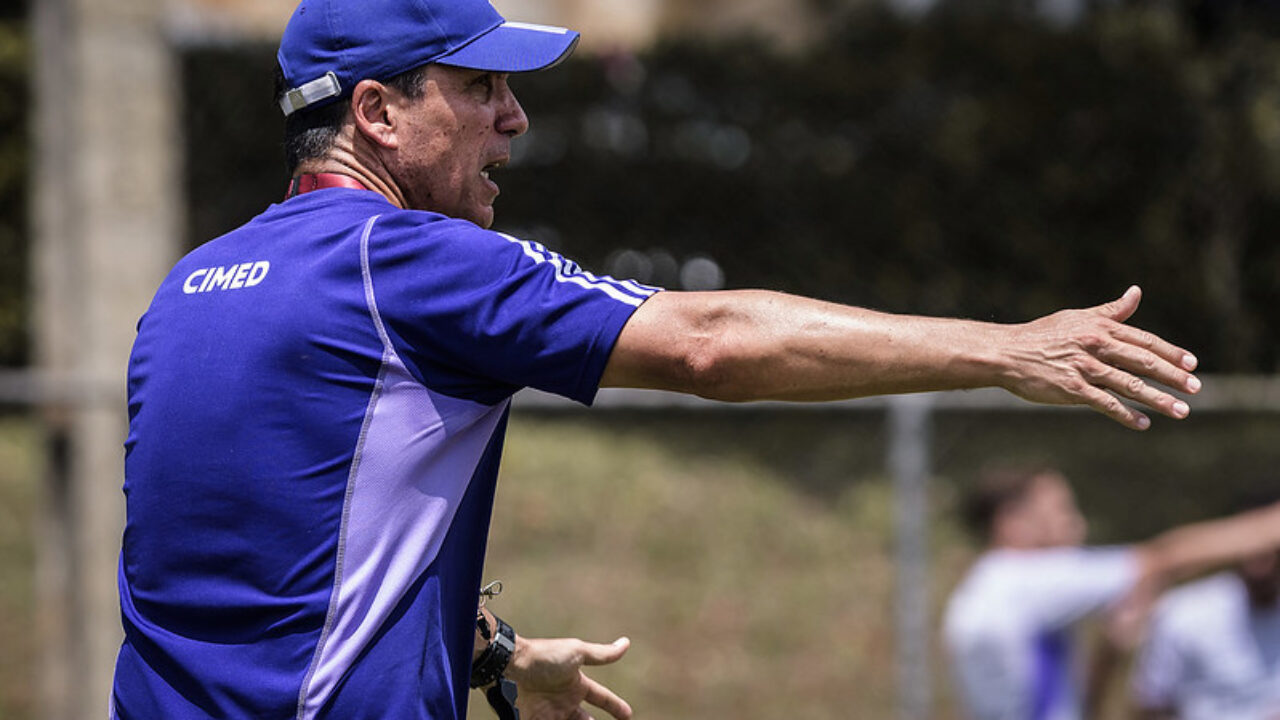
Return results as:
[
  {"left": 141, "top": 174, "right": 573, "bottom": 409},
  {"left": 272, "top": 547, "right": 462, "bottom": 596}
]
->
[
  {"left": 1140, "top": 502, "right": 1280, "bottom": 584},
  {"left": 602, "top": 289, "right": 1007, "bottom": 401},
  {"left": 602, "top": 286, "right": 1198, "bottom": 430}
]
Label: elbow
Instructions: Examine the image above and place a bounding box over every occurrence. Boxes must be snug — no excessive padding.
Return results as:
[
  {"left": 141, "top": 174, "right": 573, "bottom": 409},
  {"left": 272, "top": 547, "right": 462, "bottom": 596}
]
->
[
  {"left": 680, "top": 343, "right": 743, "bottom": 402},
  {"left": 614, "top": 289, "right": 776, "bottom": 401},
  {"left": 673, "top": 334, "right": 764, "bottom": 402}
]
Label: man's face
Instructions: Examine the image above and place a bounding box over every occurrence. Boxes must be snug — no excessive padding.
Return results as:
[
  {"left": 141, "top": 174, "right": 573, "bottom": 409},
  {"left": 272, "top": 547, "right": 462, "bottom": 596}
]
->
[
  {"left": 390, "top": 64, "right": 529, "bottom": 227},
  {"left": 1003, "top": 473, "right": 1088, "bottom": 549}
]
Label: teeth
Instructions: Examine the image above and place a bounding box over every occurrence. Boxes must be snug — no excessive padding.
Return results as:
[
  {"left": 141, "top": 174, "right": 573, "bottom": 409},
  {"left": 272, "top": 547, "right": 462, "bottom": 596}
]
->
[{"left": 481, "top": 170, "right": 490, "bottom": 179}]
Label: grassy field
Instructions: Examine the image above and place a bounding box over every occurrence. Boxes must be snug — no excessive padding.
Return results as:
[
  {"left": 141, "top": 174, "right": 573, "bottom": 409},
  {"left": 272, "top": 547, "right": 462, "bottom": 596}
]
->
[
  {"left": 477, "top": 408, "right": 1280, "bottom": 720},
  {"left": 3, "top": 408, "right": 1280, "bottom": 719},
  {"left": 0, "top": 416, "right": 36, "bottom": 719},
  {"left": 478, "top": 415, "right": 957, "bottom": 720}
]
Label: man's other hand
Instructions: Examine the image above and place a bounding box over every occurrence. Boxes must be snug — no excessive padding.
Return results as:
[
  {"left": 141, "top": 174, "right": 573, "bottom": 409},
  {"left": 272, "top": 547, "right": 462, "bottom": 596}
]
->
[{"left": 506, "top": 635, "right": 633, "bottom": 720}]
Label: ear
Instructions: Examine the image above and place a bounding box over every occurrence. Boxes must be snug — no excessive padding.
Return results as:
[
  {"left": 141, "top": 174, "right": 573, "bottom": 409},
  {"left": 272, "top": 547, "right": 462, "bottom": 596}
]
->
[{"left": 350, "top": 79, "right": 399, "bottom": 150}]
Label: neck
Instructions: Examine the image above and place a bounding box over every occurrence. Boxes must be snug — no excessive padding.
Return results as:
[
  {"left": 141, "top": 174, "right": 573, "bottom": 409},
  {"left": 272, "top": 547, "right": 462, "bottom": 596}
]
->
[{"left": 297, "top": 140, "right": 407, "bottom": 209}]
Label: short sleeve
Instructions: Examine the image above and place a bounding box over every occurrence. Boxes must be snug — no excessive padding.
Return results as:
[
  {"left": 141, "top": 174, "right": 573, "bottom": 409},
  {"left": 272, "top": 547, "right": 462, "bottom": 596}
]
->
[
  {"left": 999, "top": 547, "right": 1141, "bottom": 631},
  {"left": 365, "top": 212, "right": 660, "bottom": 405}
]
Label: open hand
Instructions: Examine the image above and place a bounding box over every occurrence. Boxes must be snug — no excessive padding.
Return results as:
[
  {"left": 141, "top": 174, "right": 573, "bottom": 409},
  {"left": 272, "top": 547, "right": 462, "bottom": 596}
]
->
[
  {"left": 506, "top": 635, "right": 632, "bottom": 720},
  {"left": 1001, "top": 286, "right": 1200, "bottom": 430}
]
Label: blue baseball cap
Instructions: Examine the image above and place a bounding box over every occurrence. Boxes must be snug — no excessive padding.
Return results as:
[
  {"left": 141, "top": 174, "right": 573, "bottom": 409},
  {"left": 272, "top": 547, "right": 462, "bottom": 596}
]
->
[{"left": 277, "top": 0, "right": 580, "bottom": 116}]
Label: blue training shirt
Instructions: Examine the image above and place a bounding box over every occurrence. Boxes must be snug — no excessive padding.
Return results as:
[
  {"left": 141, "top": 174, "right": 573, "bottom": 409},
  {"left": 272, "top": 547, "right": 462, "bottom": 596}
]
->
[{"left": 112, "top": 188, "right": 657, "bottom": 719}]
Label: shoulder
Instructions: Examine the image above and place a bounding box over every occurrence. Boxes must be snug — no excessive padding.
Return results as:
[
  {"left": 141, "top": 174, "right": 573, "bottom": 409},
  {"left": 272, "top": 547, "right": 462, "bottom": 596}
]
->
[
  {"left": 944, "top": 552, "right": 1036, "bottom": 635},
  {"left": 969, "top": 546, "right": 1138, "bottom": 584},
  {"left": 945, "top": 547, "right": 1140, "bottom": 631},
  {"left": 364, "top": 212, "right": 553, "bottom": 275},
  {"left": 364, "top": 207, "right": 496, "bottom": 247},
  {"left": 1152, "top": 573, "right": 1243, "bottom": 633}
]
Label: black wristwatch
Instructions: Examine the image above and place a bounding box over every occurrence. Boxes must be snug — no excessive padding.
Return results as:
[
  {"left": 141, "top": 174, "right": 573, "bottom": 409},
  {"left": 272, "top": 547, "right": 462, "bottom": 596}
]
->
[{"left": 471, "top": 614, "right": 516, "bottom": 689}]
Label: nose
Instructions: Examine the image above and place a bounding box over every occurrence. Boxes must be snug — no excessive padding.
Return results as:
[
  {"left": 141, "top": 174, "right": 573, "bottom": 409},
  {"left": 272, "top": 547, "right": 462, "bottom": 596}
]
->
[{"left": 494, "top": 78, "right": 529, "bottom": 138}]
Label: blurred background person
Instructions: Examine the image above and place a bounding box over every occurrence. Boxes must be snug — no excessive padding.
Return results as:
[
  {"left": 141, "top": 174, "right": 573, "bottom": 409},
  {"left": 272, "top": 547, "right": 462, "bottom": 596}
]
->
[
  {"left": 1129, "top": 498, "right": 1280, "bottom": 720},
  {"left": 944, "top": 467, "right": 1280, "bottom": 720}
]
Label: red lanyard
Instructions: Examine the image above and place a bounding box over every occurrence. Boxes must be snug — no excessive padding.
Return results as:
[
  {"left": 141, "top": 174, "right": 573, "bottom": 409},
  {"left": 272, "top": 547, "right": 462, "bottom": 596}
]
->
[{"left": 284, "top": 173, "right": 369, "bottom": 199}]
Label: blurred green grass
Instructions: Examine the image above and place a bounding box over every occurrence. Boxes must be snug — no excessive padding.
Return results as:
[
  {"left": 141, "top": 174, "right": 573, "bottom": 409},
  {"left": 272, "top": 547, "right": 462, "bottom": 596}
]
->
[
  {"left": 478, "top": 415, "right": 946, "bottom": 720},
  {"left": 474, "top": 408, "right": 1280, "bottom": 719},
  {"left": 0, "top": 415, "right": 36, "bottom": 720}
]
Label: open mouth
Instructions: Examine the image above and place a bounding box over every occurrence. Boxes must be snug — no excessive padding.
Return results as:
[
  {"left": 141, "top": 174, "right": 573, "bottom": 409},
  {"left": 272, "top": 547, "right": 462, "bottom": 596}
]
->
[{"left": 481, "top": 158, "right": 508, "bottom": 181}]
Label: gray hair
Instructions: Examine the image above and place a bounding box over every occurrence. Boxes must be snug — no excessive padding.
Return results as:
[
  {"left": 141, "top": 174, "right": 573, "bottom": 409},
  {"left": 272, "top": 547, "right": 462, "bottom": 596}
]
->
[{"left": 274, "top": 63, "right": 431, "bottom": 175}]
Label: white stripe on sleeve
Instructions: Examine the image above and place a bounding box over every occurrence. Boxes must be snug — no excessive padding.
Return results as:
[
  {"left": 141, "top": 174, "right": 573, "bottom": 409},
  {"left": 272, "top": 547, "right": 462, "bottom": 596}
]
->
[{"left": 499, "top": 233, "right": 660, "bottom": 307}]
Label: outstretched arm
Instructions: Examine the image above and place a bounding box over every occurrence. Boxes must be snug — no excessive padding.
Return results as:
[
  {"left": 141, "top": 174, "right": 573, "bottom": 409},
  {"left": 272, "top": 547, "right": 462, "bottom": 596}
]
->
[
  {"left": 1080, "top": 505, "right": 1280, "bottom": 720},
  {"left": 601, "top": 285, "right": 1199, "bottom": 430},
  {"left": 1136, "top": 501, "right": 1280, "bottom": 585}
]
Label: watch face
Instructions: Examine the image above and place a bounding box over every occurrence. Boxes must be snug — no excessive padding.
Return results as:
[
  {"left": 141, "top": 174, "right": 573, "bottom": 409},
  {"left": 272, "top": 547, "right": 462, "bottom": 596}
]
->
[{"left": 495, "top": 630, "right": 516, "bottom": 652}]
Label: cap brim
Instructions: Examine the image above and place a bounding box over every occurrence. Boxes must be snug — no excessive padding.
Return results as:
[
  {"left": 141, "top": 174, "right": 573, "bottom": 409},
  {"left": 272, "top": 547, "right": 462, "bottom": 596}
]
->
[{"left": 435, "top": 21, "right": 580, "bottom": 73}]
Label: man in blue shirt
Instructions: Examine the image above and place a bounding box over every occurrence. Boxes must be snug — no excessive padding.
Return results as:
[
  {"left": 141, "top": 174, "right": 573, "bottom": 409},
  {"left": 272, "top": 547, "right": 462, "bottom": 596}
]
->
[{"left": 111, "top": 1, "right": 1204, "bottom": 718}]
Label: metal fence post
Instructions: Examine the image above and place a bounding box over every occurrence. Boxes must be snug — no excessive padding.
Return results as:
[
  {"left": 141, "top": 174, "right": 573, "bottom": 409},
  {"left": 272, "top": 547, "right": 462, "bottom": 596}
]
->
[{"left": 888, "top": 393, "right": 934, "bottom": 720}]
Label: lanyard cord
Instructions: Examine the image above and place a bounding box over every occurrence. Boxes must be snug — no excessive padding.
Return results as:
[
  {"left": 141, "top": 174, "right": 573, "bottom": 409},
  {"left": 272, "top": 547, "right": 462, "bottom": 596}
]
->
[{"left": 284, "top": 173, "right": 369, "bottom": 199}]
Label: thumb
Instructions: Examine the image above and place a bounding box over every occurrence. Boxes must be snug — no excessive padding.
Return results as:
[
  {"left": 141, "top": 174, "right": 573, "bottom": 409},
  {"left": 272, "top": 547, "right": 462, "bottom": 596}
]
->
[
  {"left": 579, "top": 637, "right": 630, "bottom": 667},
  {"left": 1097, "top": 285, "right": 1141, "bottom": 323}
]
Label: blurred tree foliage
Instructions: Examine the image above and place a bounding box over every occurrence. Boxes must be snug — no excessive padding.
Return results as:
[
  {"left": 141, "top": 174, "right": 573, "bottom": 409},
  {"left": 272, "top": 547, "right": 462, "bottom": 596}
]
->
[
  {"left": 157, "top": 1, "right": 1280, "bottom": 373},
  {"left": 0, "top": 19, "right": 27, "bottom": 368},
  {"left": 491, "top": 1, "right": 1280, "bottom": 373}
]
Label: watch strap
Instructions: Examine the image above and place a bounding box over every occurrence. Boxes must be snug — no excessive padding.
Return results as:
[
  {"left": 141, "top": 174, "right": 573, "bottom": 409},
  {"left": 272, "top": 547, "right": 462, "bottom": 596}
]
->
[
  {"left": 485, "top": 677, "right": 521, "bottom": 720},
  {"left": 470, "top": 615, "right": 516, "bottom": 689}
]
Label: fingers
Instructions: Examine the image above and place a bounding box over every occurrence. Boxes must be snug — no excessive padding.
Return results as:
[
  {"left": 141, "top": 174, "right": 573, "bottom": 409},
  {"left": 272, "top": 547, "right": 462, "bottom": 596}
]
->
[
  {"left": 1108, "top": 323, "right": 1199, "bottom": 378},
  {"left": 1075, "top": 381, "right": 1153, "bottom": 430},
  {"left": 1084, "top": 287, "right": 1198, "bottom": 388},
  {"left": 578, "top": 637, "right": 630, "bottom": 667},
  {"left": 583, "top": 674, "right": 634, "bottom": 720},
  {"left": 1010, "top": 287, "right": 1202, "bottom": 429},
  {"left": 1096, "top": 285, "right": 1142, "bottom": 324},
  {"left": 1079, "top": 361, "right": 1188, "bottom": 427},
  {"left": 1090, "top": 335, "right": 1200, "bottom": 399},
  {"left": 1092, "top": 286, "right": 1199, "bottom": 375},
  {"left": 1083, "top": 287, "right": 1200, "bottom": 426}
]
